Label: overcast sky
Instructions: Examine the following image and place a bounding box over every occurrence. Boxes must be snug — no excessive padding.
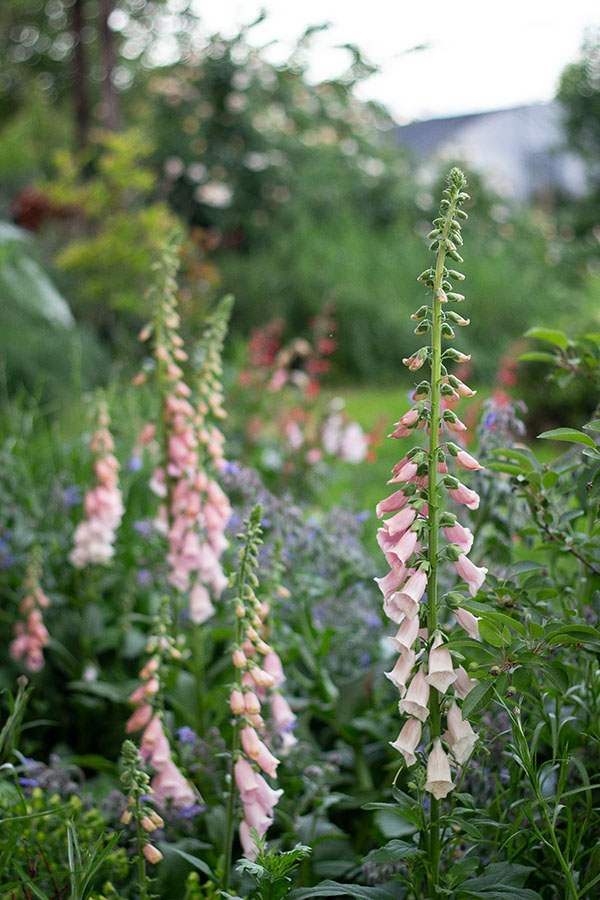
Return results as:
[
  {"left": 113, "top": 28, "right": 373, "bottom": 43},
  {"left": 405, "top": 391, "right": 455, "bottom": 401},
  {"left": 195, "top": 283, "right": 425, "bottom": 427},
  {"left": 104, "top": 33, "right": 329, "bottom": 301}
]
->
[{"left": 193, "top": 0, "right": 600, "bottom": 123}]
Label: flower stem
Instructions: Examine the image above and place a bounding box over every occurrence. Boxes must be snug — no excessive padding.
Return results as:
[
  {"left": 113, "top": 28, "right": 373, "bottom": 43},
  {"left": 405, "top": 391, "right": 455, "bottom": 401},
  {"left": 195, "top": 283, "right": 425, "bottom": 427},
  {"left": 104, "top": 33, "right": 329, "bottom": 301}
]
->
[
  {"left": 426, "top": 190, "right": 459, "bottom": 898},
  {"left": 223, "top": 516, "right": 258, "bottom": 892},
  {"left": 223, "top": 614, "right": 243, "bottom": 892},
  {"left": 135, "top": 795, "right": 149, "bottom": 900}
]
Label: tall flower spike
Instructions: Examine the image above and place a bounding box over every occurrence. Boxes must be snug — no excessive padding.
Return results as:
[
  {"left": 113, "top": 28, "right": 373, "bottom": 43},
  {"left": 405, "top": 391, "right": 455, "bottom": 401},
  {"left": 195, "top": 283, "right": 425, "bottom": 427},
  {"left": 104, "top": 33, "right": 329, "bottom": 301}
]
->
[
  {"left": 10, "top": 548, "right": 50, "bottom": 673},
  {"left": 70, "top": 395, "right": 123, "bottom": 568},
  {"left": 377, "top": 170, "right": 488, "bottom": 896},
  {"left": 137, "top": 234, "right": 233, "bottom": 622},
  {"left": 125, "top": 600, "right": 201, "bottom": 813},
  {"left": 223, "top": 507, "right": 294, "bottom": 885}
]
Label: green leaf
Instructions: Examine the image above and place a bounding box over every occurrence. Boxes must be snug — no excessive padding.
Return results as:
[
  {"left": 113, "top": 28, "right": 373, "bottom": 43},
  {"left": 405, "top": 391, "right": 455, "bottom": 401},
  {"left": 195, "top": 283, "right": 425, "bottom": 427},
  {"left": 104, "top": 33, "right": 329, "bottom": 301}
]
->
[
  {"left": 542, "top": 660, "right": 570, "bottom": 693},
  {"left": 588, "top": 468, "right": 600, "bottom": 501},
  {"left": 288, "top": 882, "right": 395, "bottom": 900},
  {"left": 461, "top": 680, "right": 495, "bottom": 719},
  {"left": 485, "top": 463, "right": 525, "bottom": 476},
  {"left": 537, "top": 428, "right": 596, "bottom": 448},
  {"left": 518, "top": 351, "right": 557, "bottom": 363},
  {"left": 524, "top": 327, "right": 568, "bottom": 349},
  {"left": 364, "top": 840, "right": 420, "bottom": 863},
  {"left": 163, "top": 846, "right": 216, "bottom": 879},
  {"left": 478, "top": 620, "right": 505, "bottom": 648},
  {"left": 67, "top": 680, "right": 133, "bottom": 702},
  {"left": 373, "top": 808, "right": 417, "bottom": 838},
  {"left": 542, "top": 470, "right": 559, "bottom": 489},
  {"left": 506, "top": 560, "right": 544, "bottom": 577},
  {"left": 584, "top": 419, "right": 600, "bottom": 433},
  {"left": 457, "top": 862, "right": 538, "bottom": 895},
  {"left": 545, "top": 624, "right": 600, "bottom": 646}
]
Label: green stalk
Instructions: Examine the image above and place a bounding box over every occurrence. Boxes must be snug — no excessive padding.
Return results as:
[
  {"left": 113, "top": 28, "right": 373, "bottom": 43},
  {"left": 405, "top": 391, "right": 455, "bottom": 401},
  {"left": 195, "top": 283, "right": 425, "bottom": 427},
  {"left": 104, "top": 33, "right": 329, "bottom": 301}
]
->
[
  {"left": 426, "top": 193, "right": 459, "bottom": 899},
  {"left": 223, "top": 522, "right": 256, "bottom": 892},
  {"left": 135, "top": 794, "right": 149, "bottom": 900},
  {"left": 223, "top": 614, "right": 243, "bottom": 893}
]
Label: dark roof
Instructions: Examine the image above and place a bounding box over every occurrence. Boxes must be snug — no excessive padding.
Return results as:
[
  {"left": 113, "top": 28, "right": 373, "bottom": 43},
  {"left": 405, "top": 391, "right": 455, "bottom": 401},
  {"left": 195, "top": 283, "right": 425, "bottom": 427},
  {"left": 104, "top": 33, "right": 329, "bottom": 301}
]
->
[{"left": 394, "top": 106, "right": 537, "bottom": 155}]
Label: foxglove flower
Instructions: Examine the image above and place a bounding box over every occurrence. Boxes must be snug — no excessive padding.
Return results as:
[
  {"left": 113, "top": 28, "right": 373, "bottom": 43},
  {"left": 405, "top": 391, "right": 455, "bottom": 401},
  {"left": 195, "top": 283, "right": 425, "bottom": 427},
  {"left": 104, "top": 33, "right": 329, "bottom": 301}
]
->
[{"left": 376, "top": 172, "right": 488, "bottom": 823}]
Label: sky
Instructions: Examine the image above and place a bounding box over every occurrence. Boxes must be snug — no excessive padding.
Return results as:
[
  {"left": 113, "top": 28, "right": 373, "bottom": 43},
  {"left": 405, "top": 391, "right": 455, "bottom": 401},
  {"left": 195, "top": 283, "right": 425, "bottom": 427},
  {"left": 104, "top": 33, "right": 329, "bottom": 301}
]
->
[{"left": 193, "top": 0, "right": 600, "bottom": 123}]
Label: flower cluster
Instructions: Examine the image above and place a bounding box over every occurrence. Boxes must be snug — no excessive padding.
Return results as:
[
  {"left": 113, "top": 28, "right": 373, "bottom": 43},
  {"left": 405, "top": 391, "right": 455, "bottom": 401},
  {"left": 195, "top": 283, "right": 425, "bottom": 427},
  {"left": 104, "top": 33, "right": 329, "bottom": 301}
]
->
[
  {"left": 137, "top": 238, "right": 232, "bottom": 623},
  {"left": 126, "top": 613, "right": 199, "bottom": 812},
  {"left": 378, "top": 170, "right": 484, "bottom": 800},
  {"left": 10, "top": 551, "right": 50, "bottom": 673},
  {"left": 228, "top": 508, "right": 295, "bottom": 860},
  {"left": 70, "top": 398, "right": 123, "bottom": 568}
]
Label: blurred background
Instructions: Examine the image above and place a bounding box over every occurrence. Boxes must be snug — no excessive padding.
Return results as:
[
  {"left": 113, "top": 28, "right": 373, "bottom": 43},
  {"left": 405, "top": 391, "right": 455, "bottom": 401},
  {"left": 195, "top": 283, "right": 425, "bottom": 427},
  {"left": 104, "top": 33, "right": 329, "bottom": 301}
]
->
[{"left": 1, "top": 0, "right": 600, "bottom": 431}]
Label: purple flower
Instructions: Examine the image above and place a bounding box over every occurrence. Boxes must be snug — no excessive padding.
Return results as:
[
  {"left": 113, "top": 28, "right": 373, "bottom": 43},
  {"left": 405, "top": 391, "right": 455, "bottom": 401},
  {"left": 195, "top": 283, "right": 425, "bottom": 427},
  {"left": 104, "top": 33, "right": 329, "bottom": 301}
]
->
[
  {"left": 175, "top": 803, "right": 206, "bottom": 819},
  {"left": 128, "top": 456, "right": 143, "bottom": 472},
  {"left": 360, "top": 651, "right": 371, "bottom": 667},
  {"left": 356, "top": 510, "right": 370, "bottom": 524},
  {"left": 63, "top": 485, "right": 82, "bottom": 507},
  {"left": 133, "top": 520, "right": 152, "bottom": 535},
  {"left": 176, "top": 726, "right": 198, "bottom": 744},
  {"left": 136, "top": 568, "right": 152, "bottom": 586},
  {"left": 364, "top": 613, "right": 381, "bottom": 628}
]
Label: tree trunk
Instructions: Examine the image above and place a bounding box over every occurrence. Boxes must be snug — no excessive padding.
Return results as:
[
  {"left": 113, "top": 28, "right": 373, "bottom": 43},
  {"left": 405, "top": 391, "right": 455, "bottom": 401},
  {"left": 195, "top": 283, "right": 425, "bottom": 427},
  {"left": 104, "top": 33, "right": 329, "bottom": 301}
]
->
[
  {"left": 99, "top": 0, "right": 120, "bottom": 130},
  {"left": 72, "top": 0, "right": 90, "bottom": 150}
]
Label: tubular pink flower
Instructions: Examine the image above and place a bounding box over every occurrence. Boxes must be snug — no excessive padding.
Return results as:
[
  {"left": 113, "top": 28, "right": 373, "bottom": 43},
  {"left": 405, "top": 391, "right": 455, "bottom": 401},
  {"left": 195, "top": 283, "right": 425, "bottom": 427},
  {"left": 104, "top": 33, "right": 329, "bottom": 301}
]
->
[
  {"left": 244, "top": 691, "right": 262, "bottom": 716},
  {"left": 453, "top": 377, "right": 476, "bottom": 397},
  {"left": 443, "top": 522, "right": 474, "bottom": 552},
  {"left": 453, "top": 665, "right": 478, "bottom": 699},
  {"left": 253, "top": 772, "right": 284, "bottom": 813},
  {"left": 271, "top": 693, "right": 296, "bottom": 730},
  {"left": 425, "top": 635, "right": 456, "bottom": 693},
  {"left": 445, "top": 417, "right": 467, "bottom": 433},
  {"left": 243, "top": 800, "right": 273, "bottom": 833},
  {"left": 189, "top": 583, "right": 216, "bottom": 624},
  {"left": 376, "top": 489, "right": 408, "bottom": 517},
  {"left": 384, "top": 529, "right": 419, "bottom": 567},
  {"left": 393, "top": 568, "right": 428, "bottom": 619},
  {"left": 384, "top": 506, "right": 417, "bottom": 537},
  {"left": 143, "top": 844, "right": 163, "bottom": 864},
  {"left": 398, "top": 669, "right": 430, "bottom": 722},
  {"left": 262, "top": 651, "right": 285, "bottom": 687},
  {"left": 230, "top": 690, "right": 246, "bottom": 715},
  {"left": 125, "top": 702, "right": 153, "bottom": 733},
  {"left": 425, "top": 738, "right": 455, "bottom": 799},
  {"left": 448, "top": 482, "right": 480, "bottom": 510},
  {"left": 388, "top": 460, "right": 418, "bottom": 485},
  {"left": 388, "top": 615, "right": 421, "bottom": 653},
  {"left": 454, "top": 553, "right": 488, "bottom": 596},
  {"left": 254, "top": 741, "right": 280, "bottom": 778},
  {"left": 390, "top": 717, "right": 422, "bottom": 767},
  {"left": 375, "top": 566, "right": 409, "bottom": 600},
  {"left": 453, "top": 607, "right": 480, "bottom": 639},
  {"left": 239, "top": 819, "right": 260, "bottom": 860},
  {"left": 455, "top": 450, "right": 483, "bottom": 471},
  {"left": 234, "top": 758, "right": 261, "bottom": 803},
  {"left": 240, "top": 726, "right": 262, "bottom": 760},
  {"left": 151, "top": 758, "right": 197, "bottom": 809},
  {"left": 444, "top": 702, "right": 477, "bottom": 764},
  {"left": 384, "top": 649, "right": 416, "bottom": 695}
]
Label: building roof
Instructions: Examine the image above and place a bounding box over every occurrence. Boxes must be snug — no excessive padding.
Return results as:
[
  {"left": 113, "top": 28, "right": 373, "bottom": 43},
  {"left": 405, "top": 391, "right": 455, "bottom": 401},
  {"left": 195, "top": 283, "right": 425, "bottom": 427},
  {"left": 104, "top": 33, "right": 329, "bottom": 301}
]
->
[{"left": 395, "top": 103, "right": 587, "bottom": 202}]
